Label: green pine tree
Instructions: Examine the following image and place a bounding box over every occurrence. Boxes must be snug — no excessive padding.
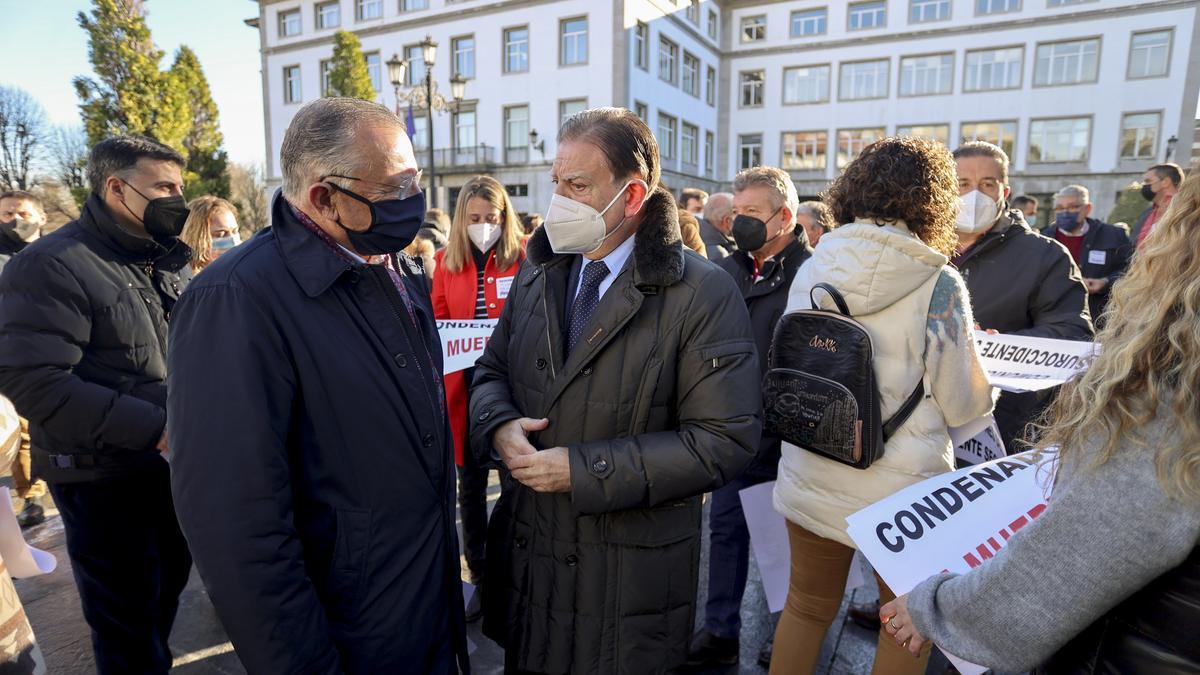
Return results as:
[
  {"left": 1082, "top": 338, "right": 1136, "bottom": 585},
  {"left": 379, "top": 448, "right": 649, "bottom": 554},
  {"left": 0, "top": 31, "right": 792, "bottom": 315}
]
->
[
  {"left": 326, "top": 30, "right": 377, "bottom": 101},
  {"left": 73, "top": 0, "right": 191, "bottom": 155},
  {"left": 171, "top": 46, "right": 229, "bottom": 199}
]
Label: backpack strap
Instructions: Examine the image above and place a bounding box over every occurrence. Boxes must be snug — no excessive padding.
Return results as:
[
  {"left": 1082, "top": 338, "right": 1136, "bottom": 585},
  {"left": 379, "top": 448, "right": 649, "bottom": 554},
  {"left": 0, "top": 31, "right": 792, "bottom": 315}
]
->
[
  {"left": 810, "top": 282, "right": 851, "bottom": 316},
  {"left": 882, "top": 379, "right": 925, "bottom": 441}
]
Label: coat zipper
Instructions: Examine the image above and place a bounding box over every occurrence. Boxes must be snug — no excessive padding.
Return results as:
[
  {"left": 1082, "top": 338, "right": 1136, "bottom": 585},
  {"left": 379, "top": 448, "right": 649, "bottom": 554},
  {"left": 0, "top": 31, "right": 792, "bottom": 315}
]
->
[{"left": 540, "top": 265, "right": 557, "bottom": 381}]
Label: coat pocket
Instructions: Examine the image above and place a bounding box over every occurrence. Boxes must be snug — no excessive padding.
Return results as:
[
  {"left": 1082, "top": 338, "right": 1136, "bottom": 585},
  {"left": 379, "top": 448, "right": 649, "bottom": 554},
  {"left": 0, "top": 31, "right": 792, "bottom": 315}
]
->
[
  {"left": 327, "top": 507, "right": 372, "bottom": 622},
  {"left": 628, "top": 358, "right": 664, "bottom": 436}
]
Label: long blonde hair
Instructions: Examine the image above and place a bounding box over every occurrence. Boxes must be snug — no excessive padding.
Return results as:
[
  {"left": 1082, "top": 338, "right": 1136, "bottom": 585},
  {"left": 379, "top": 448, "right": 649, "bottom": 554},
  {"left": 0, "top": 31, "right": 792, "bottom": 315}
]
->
[
  {"left": 1039, "top": 172, "right": 1200, "bottom": 499},
  {"left": 181, "top": 196, "right": 238, "bottom": 270},
  {"left": 443, "top": 176, "right": 523, "bottom": 274}
]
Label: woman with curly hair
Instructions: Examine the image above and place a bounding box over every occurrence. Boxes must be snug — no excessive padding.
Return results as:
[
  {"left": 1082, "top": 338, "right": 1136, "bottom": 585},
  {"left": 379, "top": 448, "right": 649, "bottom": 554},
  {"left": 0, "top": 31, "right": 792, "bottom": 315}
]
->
[
  {"left": 770, "top": 137, "right": 995, "bottom": 674},
  {"left": 880, "top": 173, "right": 1200, "bottom": 673}
]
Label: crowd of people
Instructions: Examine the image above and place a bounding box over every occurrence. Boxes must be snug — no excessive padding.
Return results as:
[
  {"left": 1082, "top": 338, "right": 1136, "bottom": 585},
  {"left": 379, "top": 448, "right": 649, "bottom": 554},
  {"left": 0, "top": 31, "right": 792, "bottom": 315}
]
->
[{"left": 0, "top": 93, "right": 1194, "bottom": 675}]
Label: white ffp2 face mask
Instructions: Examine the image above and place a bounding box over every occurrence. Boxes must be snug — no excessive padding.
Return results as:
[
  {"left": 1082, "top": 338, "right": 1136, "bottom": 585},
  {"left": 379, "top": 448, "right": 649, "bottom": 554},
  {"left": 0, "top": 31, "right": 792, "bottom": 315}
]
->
[
  {"left": 956, "top": 190, "right": 1001, "bottom": 234},
  {"left": 467, "top": 222, "right": 501, "bottom": 252},
  {"left": 543, "top": 181, "right": 643, "bottom": 255}
]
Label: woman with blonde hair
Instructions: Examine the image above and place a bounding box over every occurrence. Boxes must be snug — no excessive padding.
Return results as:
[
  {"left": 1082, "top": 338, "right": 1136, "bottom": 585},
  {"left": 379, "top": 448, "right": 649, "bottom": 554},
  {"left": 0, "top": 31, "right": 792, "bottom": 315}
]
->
[
  {"left": 431, "top": 175, "right": 525, "bottom": 620},
  {"left": 883, "top": 173, "right": 1200, "bottom": 673},
  {"left": 180, "top": 196, "right": 240, "bottom": 273}
]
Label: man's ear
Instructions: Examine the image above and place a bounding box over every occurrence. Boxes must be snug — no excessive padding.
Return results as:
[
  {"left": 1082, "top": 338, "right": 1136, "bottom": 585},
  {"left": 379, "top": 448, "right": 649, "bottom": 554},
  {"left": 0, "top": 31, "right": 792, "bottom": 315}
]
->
[
  {"left": 308, "top": 182, "right": 338, "bottom": 221},
  {"left": 105, "top": 176, "right": 125, "bottom": 201},
  {"left": 624, "top": 180, "right": 650, "bottom": 218},
  {"left": 1002, "top": 183, "right": 1012, "bottom": 201},
  {"left": 1082, "top": 203, "right": 1093, "bottom": 219}
]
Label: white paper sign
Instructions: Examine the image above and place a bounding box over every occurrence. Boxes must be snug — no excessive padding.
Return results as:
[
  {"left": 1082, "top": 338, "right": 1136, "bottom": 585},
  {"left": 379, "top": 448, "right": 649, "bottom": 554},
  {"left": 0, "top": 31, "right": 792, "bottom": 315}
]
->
[
  {"left": 845, "top": 450, "right": 1056, "bottom": 675},
  {"left": 975, "top": 331, "right": 1099, "bottom": 392},
  {"left": 738, "top": 481, "right": 791, "bottom": 614},
  {"left": 0, "top": 487, "right": 56, "bottom": 578},
  {"left": 950, "top": 415, "right": 1006, "bottom": 466},
  {"left": 495, "top": 275, "right": 514, "bottom": 299},
  {"left": 1087, "top": 250, "right": 1107, "bottom": 265},
  {"left": 437, "top": 319, "right": 499, "bottom": 375}
]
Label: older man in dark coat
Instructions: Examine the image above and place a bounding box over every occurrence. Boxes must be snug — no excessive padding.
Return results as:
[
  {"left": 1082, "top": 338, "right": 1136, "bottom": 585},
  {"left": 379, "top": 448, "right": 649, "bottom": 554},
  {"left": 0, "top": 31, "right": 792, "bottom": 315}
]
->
[{"left": 167, "top": 98, "right": 467, "bottom": 674}]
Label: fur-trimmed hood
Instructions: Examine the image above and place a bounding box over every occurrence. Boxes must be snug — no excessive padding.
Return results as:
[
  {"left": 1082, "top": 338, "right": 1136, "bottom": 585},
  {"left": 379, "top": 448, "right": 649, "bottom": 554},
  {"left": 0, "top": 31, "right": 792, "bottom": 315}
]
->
[{"left": 525, "top": 186, "right": 685, "bottom": 288}]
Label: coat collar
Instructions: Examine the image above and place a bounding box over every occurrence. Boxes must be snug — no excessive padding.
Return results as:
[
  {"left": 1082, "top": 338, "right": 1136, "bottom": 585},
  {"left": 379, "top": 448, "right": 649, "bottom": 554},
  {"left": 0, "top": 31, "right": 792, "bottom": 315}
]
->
[
  {"left": 271, "top": 190, "right": 357, "bottom": 298},
  {"left": 526, "top": 186, "right": 685, "bottom": 289},
  {"left": 77, "top": 193, "right": 192, "bottom": 272}
]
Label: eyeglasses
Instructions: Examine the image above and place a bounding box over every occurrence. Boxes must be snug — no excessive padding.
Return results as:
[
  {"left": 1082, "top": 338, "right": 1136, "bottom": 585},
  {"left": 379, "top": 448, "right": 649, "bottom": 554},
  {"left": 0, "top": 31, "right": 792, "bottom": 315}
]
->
[{"left": 322, "top": 170, "right": 424, "bottom": 200}]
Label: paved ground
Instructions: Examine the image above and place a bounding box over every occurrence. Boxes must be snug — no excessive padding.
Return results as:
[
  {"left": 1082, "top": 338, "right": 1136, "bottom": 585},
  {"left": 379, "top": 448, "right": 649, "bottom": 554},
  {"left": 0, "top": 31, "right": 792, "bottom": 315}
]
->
[{"left": 11, "top": 476, "right": 957, "bottom": 674}]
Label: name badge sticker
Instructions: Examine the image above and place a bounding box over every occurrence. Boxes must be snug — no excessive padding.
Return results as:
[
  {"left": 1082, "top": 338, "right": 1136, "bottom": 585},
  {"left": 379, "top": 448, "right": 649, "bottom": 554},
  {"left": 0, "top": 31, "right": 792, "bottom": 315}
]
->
[
  {"left": 1087, "top": 250, "right": 1107, "bottom": 265},
  {"left": 496, "top": 275, "right": 515, "bottom": 299}
]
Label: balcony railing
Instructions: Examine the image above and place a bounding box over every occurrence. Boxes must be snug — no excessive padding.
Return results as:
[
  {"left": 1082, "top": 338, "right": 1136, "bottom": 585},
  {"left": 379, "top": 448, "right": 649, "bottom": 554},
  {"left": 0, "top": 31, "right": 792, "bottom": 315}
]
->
[{"left": 428, "top": 144, "right": 497, "bottom": 168}]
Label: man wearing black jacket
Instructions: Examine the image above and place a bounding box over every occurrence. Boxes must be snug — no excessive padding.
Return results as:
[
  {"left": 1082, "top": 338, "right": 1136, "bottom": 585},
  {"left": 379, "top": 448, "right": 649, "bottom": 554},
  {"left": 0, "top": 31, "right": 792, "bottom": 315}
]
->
[
  {"left": 0, "top": 136, "right": 194, "bottom": 674},
  {"left": 1042, "top": 185, "right": 1132, "bottom": 325},
  {"left": 951, "top": 142, "right": 1093, "bottom": 451}
]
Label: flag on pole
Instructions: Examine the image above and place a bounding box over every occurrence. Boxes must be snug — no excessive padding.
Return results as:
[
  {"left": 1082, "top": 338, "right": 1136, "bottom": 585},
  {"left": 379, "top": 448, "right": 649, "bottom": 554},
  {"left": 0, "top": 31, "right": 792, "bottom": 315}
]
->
[{"left": 405, "top": 103, "right": 416, "bottom": 141}]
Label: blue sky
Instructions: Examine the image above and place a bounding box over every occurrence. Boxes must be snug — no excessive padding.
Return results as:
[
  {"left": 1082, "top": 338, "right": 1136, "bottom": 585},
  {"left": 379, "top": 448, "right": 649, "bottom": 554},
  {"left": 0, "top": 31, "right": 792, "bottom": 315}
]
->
[{"left": 5, "top": 0, "right": 267, "bottom": 166}]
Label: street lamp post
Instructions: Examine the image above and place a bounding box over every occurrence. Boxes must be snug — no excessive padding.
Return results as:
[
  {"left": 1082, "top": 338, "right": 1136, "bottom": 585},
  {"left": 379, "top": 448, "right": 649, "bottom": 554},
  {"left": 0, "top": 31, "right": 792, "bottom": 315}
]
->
[{"left": 421, "top": 36, "right": 438, "bottom": 208}]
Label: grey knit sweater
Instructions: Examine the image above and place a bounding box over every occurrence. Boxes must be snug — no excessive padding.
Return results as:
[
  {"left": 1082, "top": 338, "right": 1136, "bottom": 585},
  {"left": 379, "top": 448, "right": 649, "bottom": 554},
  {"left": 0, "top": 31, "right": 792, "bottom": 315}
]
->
[{"left": 907, "top": 413, "right": 1200, "bottom": 672}]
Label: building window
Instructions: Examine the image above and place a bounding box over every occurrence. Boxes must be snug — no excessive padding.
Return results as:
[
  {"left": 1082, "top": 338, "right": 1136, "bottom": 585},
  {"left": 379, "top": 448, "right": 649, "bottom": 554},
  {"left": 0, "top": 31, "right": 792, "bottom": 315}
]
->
[
  {"left": 365, "top": 52, "right": 381, "bottom": 92},
  {"left": 504, "top": 105, "right": 530, "bottom": 163},
  {"left": 782, "top": 131, "right": 827, "bottom": 171},
  {"left": 783, "top": 65, "right": 831, "bottom": 105},
  {"left": 839, "top": 60, "right": 889, "bottom": 100},
  {"left": 1029, "top": 117, "right": 1090, "bottom": 162},
  {"left": 320, "top": 59, "right": 334, "bottom": 96},
  {"left": 1048, "top": 0, "right": 1095, "bottom": 5},
  {"left": 283, "top": 65, "right": 301, "bottom": 103},
  {"left": 900, "top": 53, "right": 954, "bottom": 96},
  {"left": 1128, "top": 30, "right": 1171, "bottom": 79},
  {"left": 658, "top": 113, "right": 677, "bottom": 160},
  {"left": 634, "top": 21, "right": 649, "bottom": 71},
  {"left": 560, "top": 17, "right": 588, "bottom": 66},
  {"left": 559, "top": 98, "right": 587, "bottom": 127},
  {"left": 707, "top": 10, "right": 718, "bottom": 40},
  {"left": 1035, "top": 38, "right": 1100, "bottom": 86},
  {"left": 279, "top": 9, "right": 301, "bottom": 37},
  {"left": 504, "top": 27, "right": 529, "bottom": 74},
  {"left": 686, "top": 0, "right": 700, "bottom": 24},
  {"left": 705, "top": 66, "right": 716, "bottom": 106},
  {"left": 837, "top": 128, "right": 886, "bottom": 167},
  {"left": 791, "top": 8, "right": 827, "bottom": 37},
  {"left": 454, "top": 110, "right": 477, "bottom": 150},
  {"left": 681, "top": 122, "right": 699, "bottom": 167},
  {"left": 1120, "top": 112, "right": 1160, "bottom": 160},
  {"left": 976, "top": 0, "right": 1020, "bottom": 14},
  {"left": 409, "top": 114, "right": 428, "bottom": 150},
  {"left": 848, "top": 1, "right": 887, "bottom": 31},
  {"left": 634, "top": 101, "right": 649, "bottom": 123},
  {"left": 404, "top": 44, "right": 425, "bottom": 86},
  {"left": 682, "top": 52, "right": 700, "bottom": 97},
  {"left": 316, "top": 2, "right": 340, "bottom": 29},
  {"left": 453, "top": 36, "right": 475, "bottom": 79},
  {"left": 740, "top": 70, "right": 764, "bottom": 107},
  {"left": 965, "top": 47, "right": 1023, "bottom": 91},
  {"left": 897, "top": 124, "right": 950, "bottom": 145},
  {"left": 705, "top": 131, "right": 715, "bottom": 177},
  {"left": 910, "top": 0, "right": 950, "bottom": 23},
  {"left": 741, "top": 15, "right": 766, "bottom": 43},
  {"left": 400, "top": 0, "right": 428, "bottom": 11},
  {"left": 739, "top": 134, "right": 762, "bottom": 170},
  {"left": 659, "top": 37, "right": 678, "bottom": 85},
  {"left": 961, "top": 120, "right": 1018, "bottom": 161},
  {"left": 507, "top": 184, "right": 529, "bottom": 197},
  {"left": 356, "top": 0, "right": 382, "bottom": 21}
]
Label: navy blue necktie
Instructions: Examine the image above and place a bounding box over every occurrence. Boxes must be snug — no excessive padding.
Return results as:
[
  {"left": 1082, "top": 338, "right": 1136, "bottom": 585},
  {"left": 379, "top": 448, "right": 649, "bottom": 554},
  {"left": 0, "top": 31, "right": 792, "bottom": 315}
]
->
[{"left": 567, "top": 260, "right": 609, "bottom": 354}]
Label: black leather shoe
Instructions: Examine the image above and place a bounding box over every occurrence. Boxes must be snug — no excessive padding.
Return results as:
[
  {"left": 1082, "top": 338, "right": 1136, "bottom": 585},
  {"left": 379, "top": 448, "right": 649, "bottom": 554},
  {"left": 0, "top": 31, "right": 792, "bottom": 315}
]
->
[
  {"left": 465, "top": 582, "right": 484, "bottom": 622},
  {"left": 847, "top": 599, "right": 882, "bottom": 631},
  {"left": 685, "top": 629, "right": 739, "bottom": 667},
  {"left": 16, "top": 500, "right": 44, "bottom": 528},
  {"left": 756, "top": 635, "right": 774, "bottom": 669}
]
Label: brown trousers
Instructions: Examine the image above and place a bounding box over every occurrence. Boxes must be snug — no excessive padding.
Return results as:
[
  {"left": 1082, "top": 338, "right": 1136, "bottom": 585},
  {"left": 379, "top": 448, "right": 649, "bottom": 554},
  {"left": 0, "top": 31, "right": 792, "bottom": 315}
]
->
[
  {"left": 770, "top": 520, "right": 931, "bottom": 675},
  {"left": 11, "top": 419, "right": 45, "bottom": 501}
]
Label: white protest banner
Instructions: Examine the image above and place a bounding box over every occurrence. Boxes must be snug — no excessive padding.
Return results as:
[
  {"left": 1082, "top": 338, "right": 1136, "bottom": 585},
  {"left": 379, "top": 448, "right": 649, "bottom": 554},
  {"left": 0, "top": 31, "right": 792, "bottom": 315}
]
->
[
  {"left": 437, "top": 319, "right": 499, "bottom": 375},
  {"left": 738, "top": 481, "right": 791, "bottom": 614},
  {"left": 845, "top": 450, "right": 1056, "bottom": 675},
  {"left": 951, "top": 415, "right": 1006, "bottom": 466},
  {"left": 975, "top": 331, "right": 1099, "bottom": 393}
]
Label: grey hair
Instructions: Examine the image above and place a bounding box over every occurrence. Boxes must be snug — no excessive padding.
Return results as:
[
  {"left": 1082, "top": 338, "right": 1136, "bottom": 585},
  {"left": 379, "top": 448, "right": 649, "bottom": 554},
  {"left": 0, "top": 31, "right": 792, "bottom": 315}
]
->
[
  {"left": 953, "top": 141, "right": 1010, "bottom": 183},
  {"left": 281, "top": 97, "right": 405, "bottom": 202},
  {"left": 796, "top": 200, "right": 836, "bottom": 233},
  {"left": 1054, "top": 184, "right": 1091, "bottom": 205},
  {"left": 703, "top": 192, "right": 733, "bottom": 223},
  {"left": 733, "top": 166, "right": 799, "bottom": 223}
]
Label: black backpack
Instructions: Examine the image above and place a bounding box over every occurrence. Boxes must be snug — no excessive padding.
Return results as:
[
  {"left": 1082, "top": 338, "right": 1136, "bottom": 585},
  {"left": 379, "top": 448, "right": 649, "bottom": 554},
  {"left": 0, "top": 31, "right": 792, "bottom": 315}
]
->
[{"left": 763, "top": 283, "right": 924, "bottom": 470}]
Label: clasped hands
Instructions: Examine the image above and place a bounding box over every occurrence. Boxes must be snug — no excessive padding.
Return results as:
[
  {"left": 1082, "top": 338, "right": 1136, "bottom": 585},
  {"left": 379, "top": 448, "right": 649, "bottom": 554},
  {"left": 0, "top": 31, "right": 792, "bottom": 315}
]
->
[{"left": 492, "top": 417, "right": 571, "bottom": 493}]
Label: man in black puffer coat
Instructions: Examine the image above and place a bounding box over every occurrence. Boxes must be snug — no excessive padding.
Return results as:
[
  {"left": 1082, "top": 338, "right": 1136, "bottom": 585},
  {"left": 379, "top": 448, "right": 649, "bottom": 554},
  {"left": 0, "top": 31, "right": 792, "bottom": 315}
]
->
[{"left": 0, "top": 136, "right": 194, "bottom": 675}]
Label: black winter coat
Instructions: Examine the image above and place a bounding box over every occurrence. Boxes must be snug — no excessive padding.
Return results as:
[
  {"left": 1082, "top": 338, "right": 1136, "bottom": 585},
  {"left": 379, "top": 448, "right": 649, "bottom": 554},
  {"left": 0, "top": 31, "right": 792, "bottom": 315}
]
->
[
  {"left": 715, "top": 237, "right": 811, "bottom": 474},
  {"left": 0, "top": 194, "right": 191, "bottom": 483},
  {"left": 1040, "top": 218, "right": 1132, "bottom": 324},
  {"left": 167, "top": 195, "right": 467, "bottom": 674},
  {"left": 955, "top": 210, "right": 1093, "bottom": 451},
  {"left": 469, "top": 188, "right": 762, "bottom": 674}
]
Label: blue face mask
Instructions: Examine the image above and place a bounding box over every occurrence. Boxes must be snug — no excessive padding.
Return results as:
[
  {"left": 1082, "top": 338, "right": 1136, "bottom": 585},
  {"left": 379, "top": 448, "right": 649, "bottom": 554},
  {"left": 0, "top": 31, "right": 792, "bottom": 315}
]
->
[
  {"left": 1054, "top": 210, "right": 1083, "bottom": 234},
  {"left": 325, "top": 180, "right": 425, "bottom": 256}
]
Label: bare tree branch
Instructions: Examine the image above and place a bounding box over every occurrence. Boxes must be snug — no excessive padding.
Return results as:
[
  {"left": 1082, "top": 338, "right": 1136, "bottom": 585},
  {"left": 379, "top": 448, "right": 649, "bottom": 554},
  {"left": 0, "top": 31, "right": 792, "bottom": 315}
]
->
[{"left": 0, "top": 86, "right": 48, "bottom": 190}]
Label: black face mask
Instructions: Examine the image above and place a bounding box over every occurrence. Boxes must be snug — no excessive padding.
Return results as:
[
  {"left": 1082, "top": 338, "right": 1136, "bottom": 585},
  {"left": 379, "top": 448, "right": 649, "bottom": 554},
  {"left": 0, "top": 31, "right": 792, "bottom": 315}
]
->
[
  {"left": 1140, "top": 183, "right": 1156, "bottom": 202},
  {"left": 121, "top": 181, "right": 190, "bottom": 239},
  {"left": 327, "top": 182, "right": 425, "bottom": 256},
  {"left": 731, "top": 206, "right": 784, "bottom": 252}
]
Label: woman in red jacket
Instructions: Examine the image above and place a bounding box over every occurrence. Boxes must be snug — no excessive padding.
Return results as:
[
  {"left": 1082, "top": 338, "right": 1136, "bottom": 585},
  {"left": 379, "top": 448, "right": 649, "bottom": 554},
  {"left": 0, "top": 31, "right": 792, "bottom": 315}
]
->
[{"left": 432, "top": 175, "right": 525, "bottom": 620}]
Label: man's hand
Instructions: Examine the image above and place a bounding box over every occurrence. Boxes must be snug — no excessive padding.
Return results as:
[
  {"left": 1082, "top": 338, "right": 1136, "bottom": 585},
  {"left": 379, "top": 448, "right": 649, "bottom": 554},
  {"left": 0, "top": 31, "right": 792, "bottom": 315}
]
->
[
  {"left": 1083, "top": 277, "right": 1109, "bottom": 295},
  {"left": 156, "top": 432, "right": 169, "bottom": 456},
  {"left": 508, "top": 447, "right": 572, "bottom": 493},
  {"left": 492, "top": 417, "right": 549, "bottom": 466}
]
